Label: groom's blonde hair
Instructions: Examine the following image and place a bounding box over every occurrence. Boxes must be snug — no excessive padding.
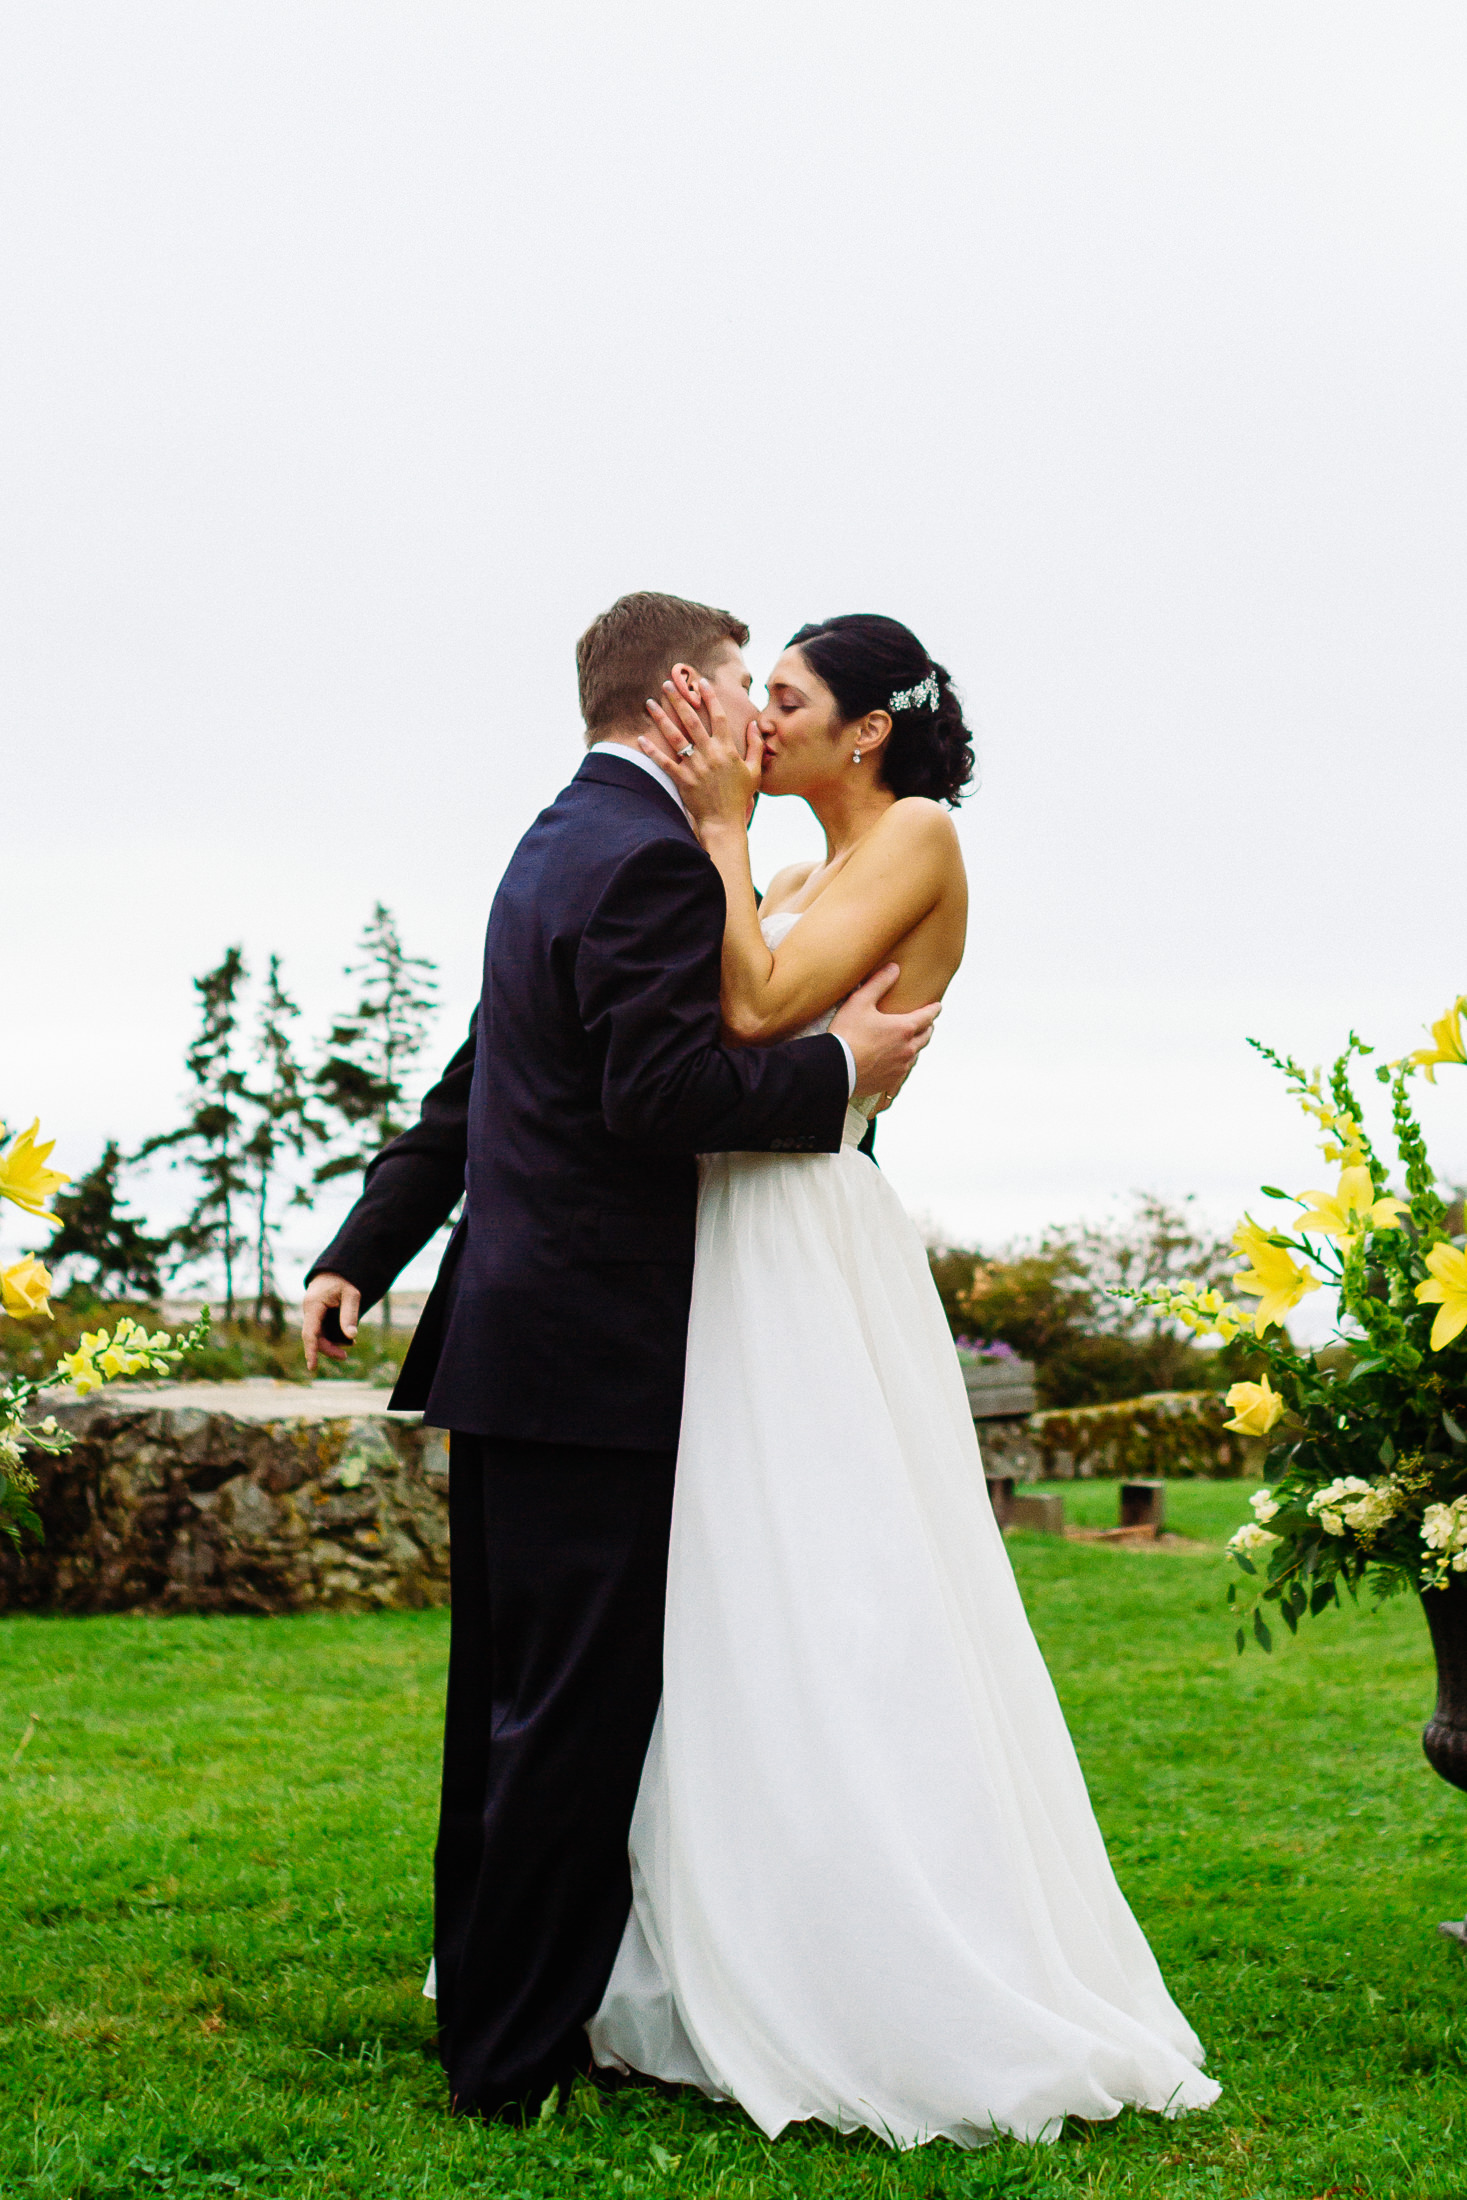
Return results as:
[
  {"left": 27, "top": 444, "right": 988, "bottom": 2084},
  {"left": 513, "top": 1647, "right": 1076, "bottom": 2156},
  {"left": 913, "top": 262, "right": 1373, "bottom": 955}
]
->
[{"left": 578, "top": 592, "right": 750, "bottom": 739}]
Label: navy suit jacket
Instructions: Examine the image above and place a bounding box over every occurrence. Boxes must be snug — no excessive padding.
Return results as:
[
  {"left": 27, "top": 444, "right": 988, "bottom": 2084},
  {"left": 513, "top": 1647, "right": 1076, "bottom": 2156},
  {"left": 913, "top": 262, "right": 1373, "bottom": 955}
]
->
[{"left": 309, "top": 753, "right": 850, "bottom": 1450}]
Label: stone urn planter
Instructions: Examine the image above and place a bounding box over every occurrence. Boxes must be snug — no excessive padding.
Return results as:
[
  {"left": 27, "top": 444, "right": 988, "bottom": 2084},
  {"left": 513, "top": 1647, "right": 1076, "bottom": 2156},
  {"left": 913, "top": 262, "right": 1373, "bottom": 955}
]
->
[
  {"left": 1419, "top": 1576, "right": 1467, "bottom": 1946},
  {"left": 1421, "top": 1573, "right": 1467, "bottom": 1794}
]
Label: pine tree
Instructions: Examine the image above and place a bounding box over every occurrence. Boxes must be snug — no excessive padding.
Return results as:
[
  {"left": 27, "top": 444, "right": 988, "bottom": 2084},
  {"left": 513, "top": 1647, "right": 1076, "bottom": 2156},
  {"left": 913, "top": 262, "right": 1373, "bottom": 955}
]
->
[
  {"left": 44, "top": 1142, "right": 170, "bottom": 1301},
  {"left": 315, "top": 904, "right": 439, "bottom": 1329},
  {"left": 244, "top": 955, "right": 325, "bottom": 1329},
  {"left": 141, "top": 946, "right": 251, "bottom": 1317}
]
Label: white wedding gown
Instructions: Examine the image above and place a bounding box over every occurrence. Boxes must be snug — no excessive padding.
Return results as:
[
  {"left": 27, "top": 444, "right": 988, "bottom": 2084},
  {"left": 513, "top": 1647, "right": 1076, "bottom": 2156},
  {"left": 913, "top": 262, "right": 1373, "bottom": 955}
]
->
[{"left": 585, "top": 912, "right": 1220, "bottom": 2147}]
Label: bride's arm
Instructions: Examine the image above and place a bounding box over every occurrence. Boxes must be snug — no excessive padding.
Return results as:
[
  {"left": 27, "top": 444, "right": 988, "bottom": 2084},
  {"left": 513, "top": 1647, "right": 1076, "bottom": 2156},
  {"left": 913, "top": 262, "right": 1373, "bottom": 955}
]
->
[
  {"left": 701, "top": 804, "right": 958, "bottom": 1042},
  {"left": 642, "top": 675, "right": 960, "bottom": 1045}
]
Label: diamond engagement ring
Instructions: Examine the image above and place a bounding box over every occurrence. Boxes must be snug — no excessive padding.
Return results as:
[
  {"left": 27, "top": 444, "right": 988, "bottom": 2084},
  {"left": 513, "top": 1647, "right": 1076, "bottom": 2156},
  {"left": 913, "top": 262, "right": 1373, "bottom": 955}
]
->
[{"left": 676, "top": 742, "right": 696, "bottom": 759}]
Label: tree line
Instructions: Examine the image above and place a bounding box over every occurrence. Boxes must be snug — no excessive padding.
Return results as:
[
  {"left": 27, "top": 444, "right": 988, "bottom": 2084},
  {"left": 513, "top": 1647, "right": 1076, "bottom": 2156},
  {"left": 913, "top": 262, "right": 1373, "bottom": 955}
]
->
[{"left": 46, "top": 905, "right": 442, "bottom": 1330}]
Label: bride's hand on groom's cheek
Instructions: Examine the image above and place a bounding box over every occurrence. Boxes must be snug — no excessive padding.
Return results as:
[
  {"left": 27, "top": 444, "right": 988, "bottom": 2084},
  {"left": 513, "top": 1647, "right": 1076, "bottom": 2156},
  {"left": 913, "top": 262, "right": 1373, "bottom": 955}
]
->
[{"left": 640, "top": 672, "right": 760, "bottom": 829}]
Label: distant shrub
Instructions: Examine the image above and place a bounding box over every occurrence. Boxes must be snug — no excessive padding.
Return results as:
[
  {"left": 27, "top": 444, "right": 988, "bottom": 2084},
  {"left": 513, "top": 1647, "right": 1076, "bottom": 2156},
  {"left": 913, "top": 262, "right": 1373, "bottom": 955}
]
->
[
  {"left": 1030, "top": 1390, "right": 1260, "bottom": 1480},
  {"left": 929, "top": 1193, "right": 1276, "bottom": 1409}
]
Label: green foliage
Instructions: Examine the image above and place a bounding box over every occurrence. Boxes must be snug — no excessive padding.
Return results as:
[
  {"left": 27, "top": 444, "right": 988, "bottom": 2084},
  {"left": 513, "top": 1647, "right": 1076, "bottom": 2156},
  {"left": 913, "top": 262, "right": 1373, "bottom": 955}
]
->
[
  {"left": 314, "top": 904, "right": 439, "bottom": 1186},
  {"left": 141, "top": 947, "right": 252, "bottom": 1317},
  {"left": 244, "top": 957, "right": 326, "bottom": 1328},
  {"left": 5, "top": 1529, "right": 1467, "bottom": 2198},
  {"left": 313, "top": 906, "right": 441, "bottom": 1333},
  {"left": 42, "top": 1141, "right": 169, "bottom": 1299},
  {"left": 1220, "top": 1041, "right": 1467, "bottom": 1646}
]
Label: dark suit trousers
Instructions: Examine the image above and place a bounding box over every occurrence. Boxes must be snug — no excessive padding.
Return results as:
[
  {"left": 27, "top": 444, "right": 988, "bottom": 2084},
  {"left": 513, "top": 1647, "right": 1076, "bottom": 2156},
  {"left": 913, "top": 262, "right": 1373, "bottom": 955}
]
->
[{"left": 434, "top": 1433, "right": 676, "bottom": 2116}]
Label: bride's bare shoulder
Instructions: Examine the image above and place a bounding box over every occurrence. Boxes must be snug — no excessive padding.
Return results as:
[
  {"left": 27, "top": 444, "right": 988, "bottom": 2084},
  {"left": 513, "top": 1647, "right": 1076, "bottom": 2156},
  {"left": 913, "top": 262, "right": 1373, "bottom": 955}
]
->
[
  {"left": 868, "top": 797, "right": 964, "bottom": 865},
  {"left": 759, "top": 860, "right": 820, "bottom": 914}
]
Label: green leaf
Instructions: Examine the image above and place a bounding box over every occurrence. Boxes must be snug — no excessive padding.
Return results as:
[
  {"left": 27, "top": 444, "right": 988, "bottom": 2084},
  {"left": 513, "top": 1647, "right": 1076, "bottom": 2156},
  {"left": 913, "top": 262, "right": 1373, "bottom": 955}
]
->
[
  {"left": 1310, "top": 1579, "right": 1338, "bottom": 1616},
  {"left": 1379, "top": 1434, "right": 1396, "bottom": 1467},
  {"left": 537, "top": 2085, "right": 561, "bottom": 2124},
  {"left": 1444, "top": 1411, "right": 1467, "bottom": 1448},
  {"left": 648, "top": 2143, "right": 682, "bottom": 2174},
  {"left": 1261, "top": 1185, "right": 1289, "bottom": 1200},
  {"left": 1234, "top": 1627, "right": 1246, "bottom": 1656},
  {"left": 1233, "top": 1552, "right": 1257, "bottom": 1576},
  {"left": 1253, "top": 1608, "right": 1273, "bottom": 1654}
]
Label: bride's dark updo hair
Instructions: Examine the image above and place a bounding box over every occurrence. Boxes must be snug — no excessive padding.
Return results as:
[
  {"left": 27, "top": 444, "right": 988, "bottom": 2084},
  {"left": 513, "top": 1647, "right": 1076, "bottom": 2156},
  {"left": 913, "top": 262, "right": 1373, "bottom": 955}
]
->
[{"left": 786, "top": 614, "right": 975, "bottom": 807}]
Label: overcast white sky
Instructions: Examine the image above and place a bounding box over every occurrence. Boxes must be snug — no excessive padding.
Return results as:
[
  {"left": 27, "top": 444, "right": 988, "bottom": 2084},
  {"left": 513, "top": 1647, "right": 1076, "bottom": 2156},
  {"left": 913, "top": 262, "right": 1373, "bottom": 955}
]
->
[{"left": 4, "top": 1, "right": 1466, "bottom": 1305}]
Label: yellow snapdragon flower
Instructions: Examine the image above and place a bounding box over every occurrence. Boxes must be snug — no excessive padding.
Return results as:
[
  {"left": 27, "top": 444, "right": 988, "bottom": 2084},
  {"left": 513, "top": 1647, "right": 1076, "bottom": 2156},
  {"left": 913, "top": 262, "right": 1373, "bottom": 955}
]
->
[
  {"left": 1232, "top": 1217, "right": 1321, "bottom": 1337},
  {"left": 1293, "top": 1166, "right": 1408, "bottom": 1248},
  {"left": 1, "top": 1255, "right": 53, "bottom": 1319},
  {"left": 56, "top": 1346, "right": 104, "bottom": 1396},
  {"left": 1416, "top": 1243, "right": 1467, "bottom": 1351},
  {"left": 0, "top": 1119, "right": 69, "bottom": 1224},
  {"left": 1407, "top": 997, "right": 1466, "bottom": 1084},
  {"left": 1224, "top": 1375, "right": 1285, "bottom": 1437}
]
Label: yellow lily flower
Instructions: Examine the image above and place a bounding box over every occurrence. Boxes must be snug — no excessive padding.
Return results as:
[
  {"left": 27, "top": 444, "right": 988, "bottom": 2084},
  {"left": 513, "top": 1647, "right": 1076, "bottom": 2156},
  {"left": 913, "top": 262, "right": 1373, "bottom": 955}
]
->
[
  {"left": 1232, "top": 1216, "right": 1322, "bottom": 1337},
  {"left": 1224, "top": 1375, "right": 1285, "bottom": 1437},
  {"left": 1, "top": 1255, "right": 53, "bottom": 1320},
  {"left": 1293, "top": 1166, "right": 1409, "bottom": 1246},
  {"left": 1407, "top": 997, "right": 1467, "bottom": 1084},
  {"left": 1416, "top": 1242, "right": 1467, "bottom": 1351},
  {"left": 0, "top": 1119, "right": 69, "bottom": 1224}
]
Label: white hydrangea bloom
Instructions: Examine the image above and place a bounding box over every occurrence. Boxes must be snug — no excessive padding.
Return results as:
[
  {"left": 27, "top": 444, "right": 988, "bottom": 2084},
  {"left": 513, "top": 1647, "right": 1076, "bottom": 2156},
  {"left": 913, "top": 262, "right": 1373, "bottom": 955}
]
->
[
  {"left": 1422, "top": 1497, "right": 1467, "bottom": 1554},
  {"left": 1307, "top": 1476, "right": 1375, "bottom": 1536},
  {"left": 1229, "top": 1521, "right": 1280, "bottom": 1556}
]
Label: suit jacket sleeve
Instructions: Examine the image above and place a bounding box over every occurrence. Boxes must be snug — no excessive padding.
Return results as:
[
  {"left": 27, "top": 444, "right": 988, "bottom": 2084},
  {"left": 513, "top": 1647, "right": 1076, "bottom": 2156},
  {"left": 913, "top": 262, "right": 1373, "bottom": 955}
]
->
[
  {"left": 576, "top": 838, "right": 850, "bottom": 1154},
  {"left": 305, "top": 1013, "right": 475, "bottom": 1303}
]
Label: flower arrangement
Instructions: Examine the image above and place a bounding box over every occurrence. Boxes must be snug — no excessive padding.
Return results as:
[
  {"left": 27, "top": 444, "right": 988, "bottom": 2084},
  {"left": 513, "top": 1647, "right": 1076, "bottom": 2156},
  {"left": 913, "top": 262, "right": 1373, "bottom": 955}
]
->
[
  {"left": 0, "top": 1117, "right": 206, "bottom": 1546},
  {"left": 1114, "top": 999, "right": 1467, "bottom": 1651}
]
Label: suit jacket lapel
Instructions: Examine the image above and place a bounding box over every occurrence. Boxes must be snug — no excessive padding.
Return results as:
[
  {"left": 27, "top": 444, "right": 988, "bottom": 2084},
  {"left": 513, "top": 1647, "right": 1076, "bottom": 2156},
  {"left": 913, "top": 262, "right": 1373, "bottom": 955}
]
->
[{"left": 575, "top": 753, "right": 698, "bottom": 840}]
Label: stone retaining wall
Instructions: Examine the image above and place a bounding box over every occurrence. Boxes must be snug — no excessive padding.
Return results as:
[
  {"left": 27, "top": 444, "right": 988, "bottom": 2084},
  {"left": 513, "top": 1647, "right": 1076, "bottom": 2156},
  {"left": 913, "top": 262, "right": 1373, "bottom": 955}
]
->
[{"left": 0, "top": 1382, "right": 449, "bottom": 1615}]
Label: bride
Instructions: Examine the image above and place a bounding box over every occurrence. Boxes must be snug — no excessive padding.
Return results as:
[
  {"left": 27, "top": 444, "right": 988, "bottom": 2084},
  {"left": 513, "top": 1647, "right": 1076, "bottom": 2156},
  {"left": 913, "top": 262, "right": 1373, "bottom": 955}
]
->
[{"left": 585, "top": 614, "right": 1220, "bottom": 2147}]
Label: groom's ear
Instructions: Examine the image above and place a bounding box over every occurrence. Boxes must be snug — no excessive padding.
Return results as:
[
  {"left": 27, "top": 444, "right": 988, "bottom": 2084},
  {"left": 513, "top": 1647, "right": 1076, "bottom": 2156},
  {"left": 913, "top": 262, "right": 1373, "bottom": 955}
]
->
[{"left": 669, "top": 663, "right": 714, "bottom": 732}]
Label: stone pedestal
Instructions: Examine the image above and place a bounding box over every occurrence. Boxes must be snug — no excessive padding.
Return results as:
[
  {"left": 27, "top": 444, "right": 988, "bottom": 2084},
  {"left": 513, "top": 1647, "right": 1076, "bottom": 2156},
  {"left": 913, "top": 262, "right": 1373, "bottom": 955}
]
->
[
  {"left": 1008, "top": 1492, "right": 1065, "bottom": 1534},
  {"left": 1, "top": 1381, "right": 450, "bottom": 1615},
  {"left": 1119, "top": 1480, "right": 1167, "bottom": 1534}
]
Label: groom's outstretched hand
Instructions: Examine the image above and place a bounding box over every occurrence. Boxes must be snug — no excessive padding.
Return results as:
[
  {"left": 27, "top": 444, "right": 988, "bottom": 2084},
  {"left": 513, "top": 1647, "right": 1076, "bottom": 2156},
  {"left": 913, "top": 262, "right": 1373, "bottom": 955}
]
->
[
  {"left": 302, "top": 1272, "right": 361, "bottom": 1373},
  {"left": 831, "top": 967, "right": 941, "bottom": 1103}
]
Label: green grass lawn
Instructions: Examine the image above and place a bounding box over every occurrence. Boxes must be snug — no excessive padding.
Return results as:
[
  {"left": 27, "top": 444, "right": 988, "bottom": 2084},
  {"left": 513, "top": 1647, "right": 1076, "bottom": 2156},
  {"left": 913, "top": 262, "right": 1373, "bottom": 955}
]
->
[{"left": 4, "top": 1481, "right": 1467, "bottom": 2199}]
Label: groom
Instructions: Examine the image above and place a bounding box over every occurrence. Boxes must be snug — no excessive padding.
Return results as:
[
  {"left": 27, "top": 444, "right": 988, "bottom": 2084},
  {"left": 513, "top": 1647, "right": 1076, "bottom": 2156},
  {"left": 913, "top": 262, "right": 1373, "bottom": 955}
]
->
[{"left": 301, "top": 592, "right": 938, "bottom": 2119}]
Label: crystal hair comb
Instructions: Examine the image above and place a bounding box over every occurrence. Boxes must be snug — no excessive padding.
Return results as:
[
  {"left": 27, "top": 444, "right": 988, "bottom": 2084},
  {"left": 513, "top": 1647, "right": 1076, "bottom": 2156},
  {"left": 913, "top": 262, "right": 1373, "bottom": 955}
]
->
[{"left": 887, "top": 672, "right": 939, "bottom": 714}]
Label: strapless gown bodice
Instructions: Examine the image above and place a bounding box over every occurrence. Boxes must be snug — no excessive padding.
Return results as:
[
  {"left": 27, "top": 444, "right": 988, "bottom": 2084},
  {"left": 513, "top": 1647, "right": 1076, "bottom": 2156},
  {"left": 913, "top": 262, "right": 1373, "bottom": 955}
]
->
[{"left": 756, "top": 908, "right": 875, "bottom": 1147}]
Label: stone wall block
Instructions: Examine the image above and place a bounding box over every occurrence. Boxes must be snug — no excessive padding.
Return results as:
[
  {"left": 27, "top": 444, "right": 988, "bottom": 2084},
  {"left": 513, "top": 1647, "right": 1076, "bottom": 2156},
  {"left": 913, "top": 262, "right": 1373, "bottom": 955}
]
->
[{"left": 1, "top": 1384, "right": 454, "bottom": 1615}]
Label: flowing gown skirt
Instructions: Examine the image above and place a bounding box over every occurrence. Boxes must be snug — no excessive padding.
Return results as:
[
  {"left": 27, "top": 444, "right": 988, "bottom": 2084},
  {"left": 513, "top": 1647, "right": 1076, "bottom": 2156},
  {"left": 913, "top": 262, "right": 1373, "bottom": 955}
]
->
[{"left": 587, "top": 1114, "right": 1220, "bottom": 2146}]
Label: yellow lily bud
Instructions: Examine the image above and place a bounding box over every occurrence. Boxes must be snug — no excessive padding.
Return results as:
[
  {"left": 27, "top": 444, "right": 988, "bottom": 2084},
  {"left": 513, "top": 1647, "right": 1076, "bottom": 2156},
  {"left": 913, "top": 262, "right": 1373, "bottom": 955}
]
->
[
  {"left": 1224, "top": 1376, "right": 1285, "bottom": 1437},
  {"left": 1, "top": 1254, "right": 53, "bottom": 1320}
]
